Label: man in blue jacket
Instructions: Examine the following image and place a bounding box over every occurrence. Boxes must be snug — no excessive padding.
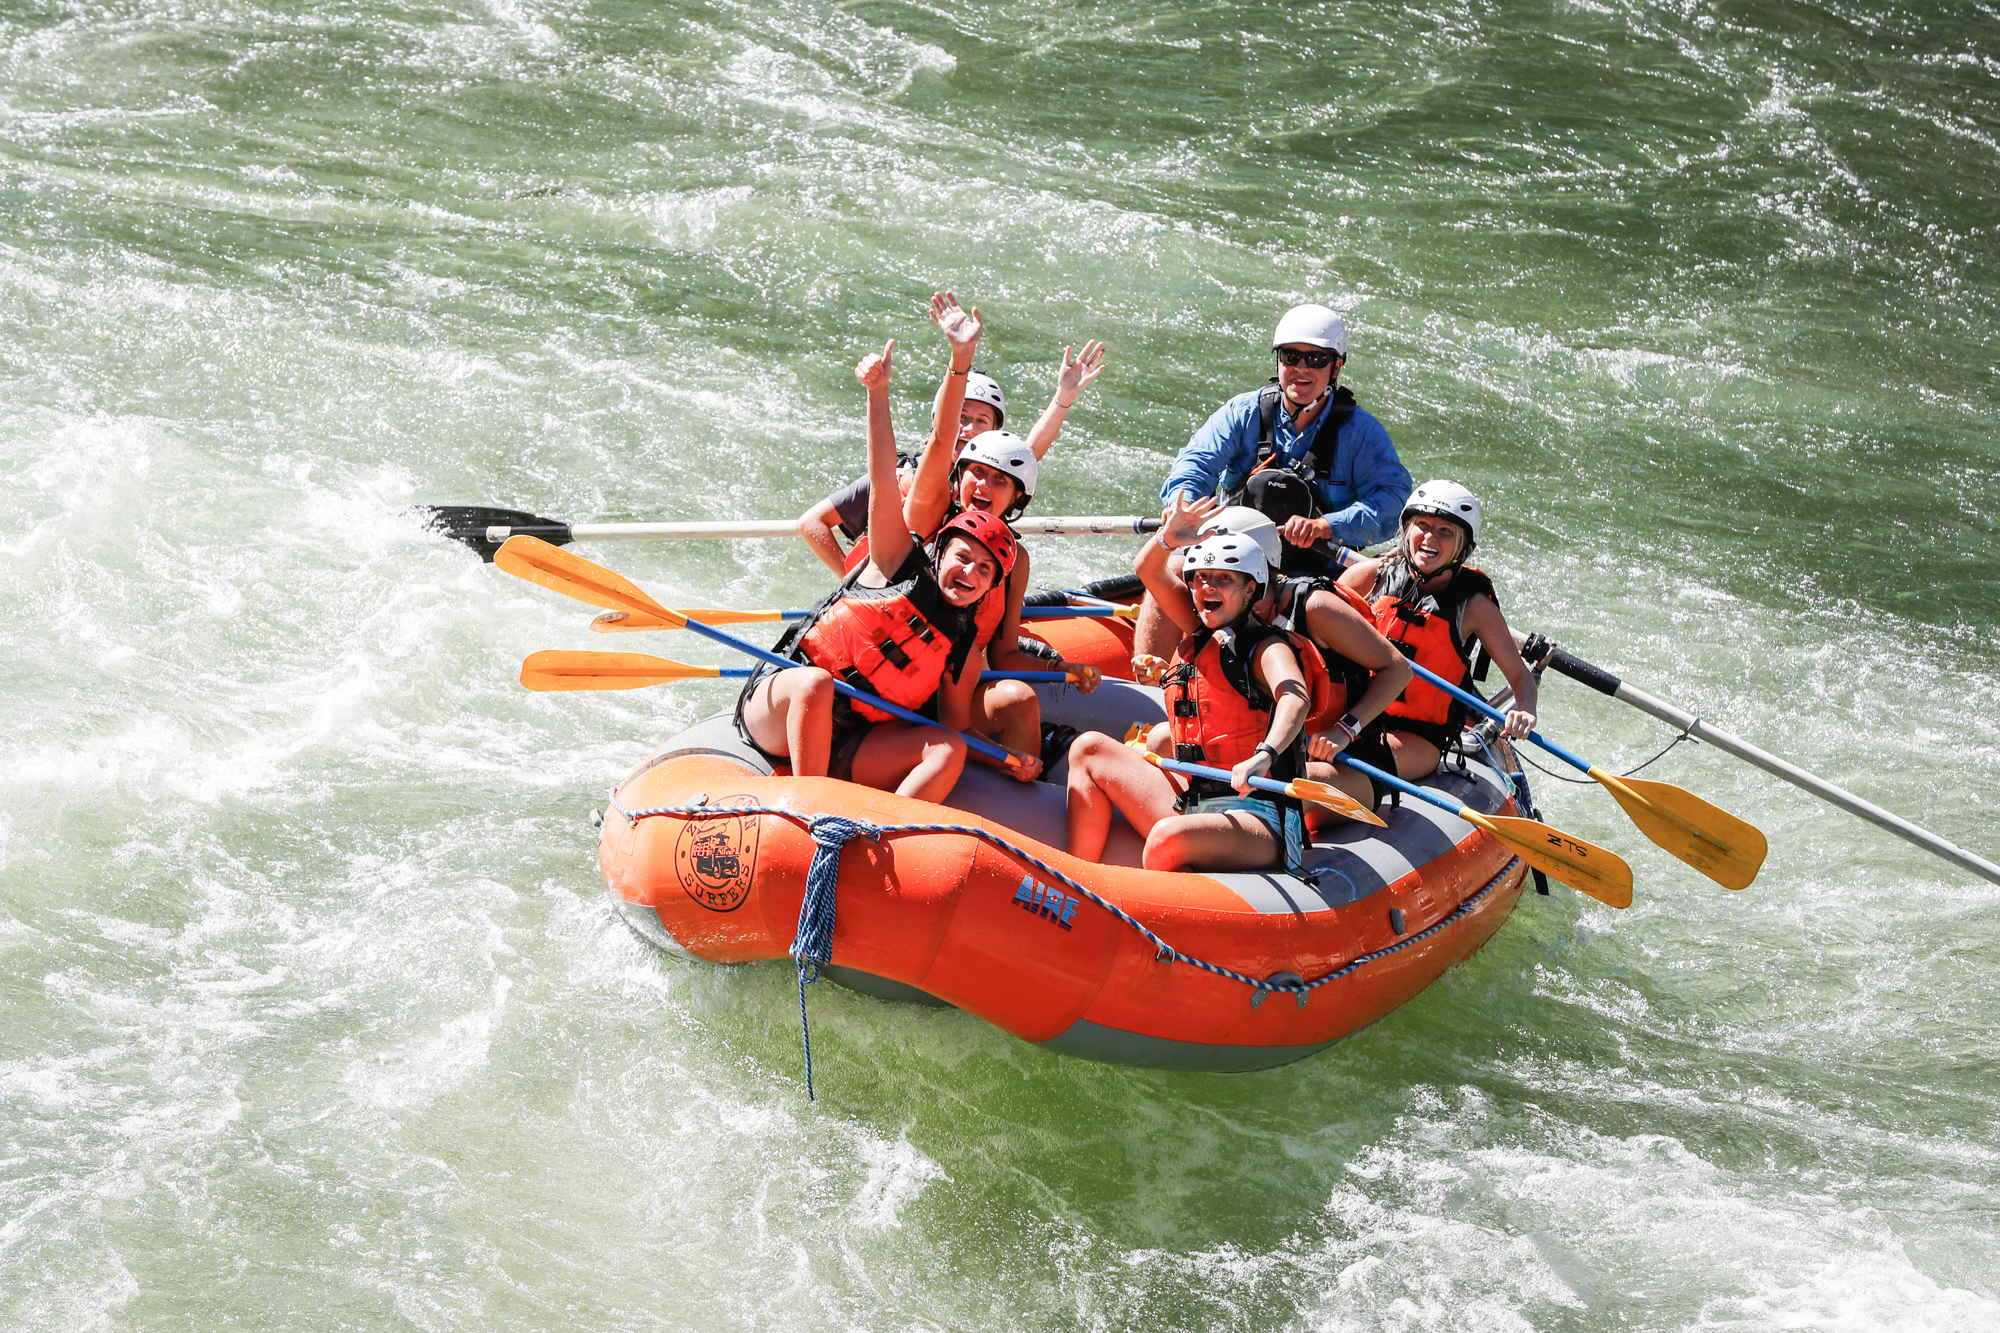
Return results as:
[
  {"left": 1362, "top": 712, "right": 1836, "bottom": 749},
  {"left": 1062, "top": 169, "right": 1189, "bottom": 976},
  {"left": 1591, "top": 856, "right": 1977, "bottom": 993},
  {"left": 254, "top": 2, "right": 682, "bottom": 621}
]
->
[{"left": 1133, "top": 305, "right": 1413, "bottom": 664}]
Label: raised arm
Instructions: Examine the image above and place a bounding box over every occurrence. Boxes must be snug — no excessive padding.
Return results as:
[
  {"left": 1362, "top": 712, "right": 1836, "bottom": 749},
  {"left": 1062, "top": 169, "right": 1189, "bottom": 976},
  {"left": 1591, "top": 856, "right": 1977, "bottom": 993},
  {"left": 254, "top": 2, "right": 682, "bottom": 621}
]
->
[
  {"left": 1135, "top": 494, "right": 1221, "bottom": 637},
  {"left": 902, "top": 292, "right": 982, "bottom": 539},
  {"left": 1019, "top": 340, "right": 1105, "bottom": 460},
  {"left": 857, "top": 340, "right": 914, "bottom": 580}
]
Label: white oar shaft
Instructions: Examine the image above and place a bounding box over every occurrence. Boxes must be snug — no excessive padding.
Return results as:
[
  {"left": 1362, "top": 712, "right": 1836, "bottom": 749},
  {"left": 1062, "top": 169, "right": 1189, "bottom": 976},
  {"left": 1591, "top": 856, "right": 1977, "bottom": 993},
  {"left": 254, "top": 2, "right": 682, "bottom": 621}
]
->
[
  {"left": 1618, "top": 680, "right": 2000, "bottom": 887},
  {"left": 483, "top": 516, "right": 1162, "bottom": 544},
  {"left": 1526, "top": 635, "right": 2000, "bottom": 887}
]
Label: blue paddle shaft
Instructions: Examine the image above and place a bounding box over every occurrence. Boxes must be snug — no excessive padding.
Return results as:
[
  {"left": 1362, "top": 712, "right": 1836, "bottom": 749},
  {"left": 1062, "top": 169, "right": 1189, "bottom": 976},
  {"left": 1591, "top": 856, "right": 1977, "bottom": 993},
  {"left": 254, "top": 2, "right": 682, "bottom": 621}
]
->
[
  {"left": 706, "top": 668, "right": 1067, "bottom": 683},
  {"left": 1401, "top": 658, "right": 1592, "bottom": 773},
  {"left": 752, "top": 606, "right": 1116, "bottom": 620},
  {"left": 1333, "top": 752, "right": 1467, "bottom": 818},
  {"left": 674, "top": 616, "right": 1017, "bottom": 763},
  {"left": 1148, "top": 754, "right": 1300, "bottom": 802}
]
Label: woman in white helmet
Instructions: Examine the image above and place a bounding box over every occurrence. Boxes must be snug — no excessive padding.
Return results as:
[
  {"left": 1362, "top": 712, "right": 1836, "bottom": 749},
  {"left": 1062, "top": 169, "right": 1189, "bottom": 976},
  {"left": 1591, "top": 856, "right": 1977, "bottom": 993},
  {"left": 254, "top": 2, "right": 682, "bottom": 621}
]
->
[
  {"left": 794, "top": 292, "right": 1105, "bottom": 575},
  {"left": 921, "top": 427, "right": 1107, "bottom": 768},
  {"left": 1336, "top": 480, "right": 1539, "bottom": 778},
  {"left": 1146, "top": 504, "right": 1412, "bottom": 820},
  {"left": 1064, "top": 496, "right": 1332, "bottom": 872}
]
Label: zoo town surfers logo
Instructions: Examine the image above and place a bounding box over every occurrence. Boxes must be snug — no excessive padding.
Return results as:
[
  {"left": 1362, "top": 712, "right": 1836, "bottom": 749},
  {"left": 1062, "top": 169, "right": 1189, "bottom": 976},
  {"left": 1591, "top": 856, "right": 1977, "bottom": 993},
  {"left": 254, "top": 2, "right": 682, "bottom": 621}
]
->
[{"left": 673, "top": 804, "right": 762, "bottom": 912}]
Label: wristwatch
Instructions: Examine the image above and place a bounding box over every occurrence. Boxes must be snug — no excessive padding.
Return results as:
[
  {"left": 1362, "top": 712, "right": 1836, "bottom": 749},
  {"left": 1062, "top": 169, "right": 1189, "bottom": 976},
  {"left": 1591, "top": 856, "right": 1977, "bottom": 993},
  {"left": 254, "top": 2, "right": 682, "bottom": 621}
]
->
[
  {"left": 1252, "top": 741, "right": 1280, "bottom": 761},
  {"left": 1336, "top": 712, "right": 1362, "bottom": 738}
]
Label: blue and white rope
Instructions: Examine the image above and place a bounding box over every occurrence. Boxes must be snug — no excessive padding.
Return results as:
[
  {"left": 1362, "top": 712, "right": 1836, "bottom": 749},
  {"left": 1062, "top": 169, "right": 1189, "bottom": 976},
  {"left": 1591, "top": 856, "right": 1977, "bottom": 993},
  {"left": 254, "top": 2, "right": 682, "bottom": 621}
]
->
[{"left": 608, "top": 793, "right": 1518, "bottom": 1095}]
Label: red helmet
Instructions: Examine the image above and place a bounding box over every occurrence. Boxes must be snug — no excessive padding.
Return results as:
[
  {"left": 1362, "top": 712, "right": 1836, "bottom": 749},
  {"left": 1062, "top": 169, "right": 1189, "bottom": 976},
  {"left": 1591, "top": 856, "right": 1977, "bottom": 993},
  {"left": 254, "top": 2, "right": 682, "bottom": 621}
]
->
[{"left": 935, "top": 509, "right": 1017, "bottom": 580}]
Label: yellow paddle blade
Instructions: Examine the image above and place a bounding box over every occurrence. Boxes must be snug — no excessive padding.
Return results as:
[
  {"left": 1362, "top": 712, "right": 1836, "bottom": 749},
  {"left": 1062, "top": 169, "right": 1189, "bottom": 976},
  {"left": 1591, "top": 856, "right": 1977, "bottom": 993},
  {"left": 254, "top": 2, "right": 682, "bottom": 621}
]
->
[
  {"left": 495, "top": 536, "right": 683, "bottom": 623},
  {"left": 1589, "top": 768, "right": 1767, "bottom": 891},
  {"left": 1458, "top": 809, "right": 1633, "bottom": 909},
  {"left": 591, "top": 608, "right": 786, "bottom": 632},
  {"left": 1285, "top": 778, "right": 1388, "bottom": 828},
  {"left": 520, "top": 650, "right": 718, "bottom": 691}
]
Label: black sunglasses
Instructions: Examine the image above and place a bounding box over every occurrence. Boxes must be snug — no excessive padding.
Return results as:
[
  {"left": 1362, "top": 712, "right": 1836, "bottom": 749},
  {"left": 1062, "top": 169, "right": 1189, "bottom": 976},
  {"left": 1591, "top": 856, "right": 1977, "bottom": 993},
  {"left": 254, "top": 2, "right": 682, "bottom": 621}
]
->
[{"left": 1274, "top": 346, "right": 1340, "bottom": 369}]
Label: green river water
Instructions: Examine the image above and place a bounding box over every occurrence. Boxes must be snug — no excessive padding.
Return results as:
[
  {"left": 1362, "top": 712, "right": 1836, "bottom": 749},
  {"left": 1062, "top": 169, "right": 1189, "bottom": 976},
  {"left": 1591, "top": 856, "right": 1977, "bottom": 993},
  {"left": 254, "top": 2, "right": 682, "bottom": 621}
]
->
[{"left": 3, "top": 1, "right": 1997, "bottom": 1328}]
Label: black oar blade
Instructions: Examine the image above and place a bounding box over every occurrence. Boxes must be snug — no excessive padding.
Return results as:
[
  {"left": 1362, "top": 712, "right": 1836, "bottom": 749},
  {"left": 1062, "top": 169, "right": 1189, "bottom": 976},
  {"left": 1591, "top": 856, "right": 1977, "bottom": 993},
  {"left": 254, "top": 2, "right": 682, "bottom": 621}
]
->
[{"left": 414, "top": 505, "right": 573, "bottom": 562}]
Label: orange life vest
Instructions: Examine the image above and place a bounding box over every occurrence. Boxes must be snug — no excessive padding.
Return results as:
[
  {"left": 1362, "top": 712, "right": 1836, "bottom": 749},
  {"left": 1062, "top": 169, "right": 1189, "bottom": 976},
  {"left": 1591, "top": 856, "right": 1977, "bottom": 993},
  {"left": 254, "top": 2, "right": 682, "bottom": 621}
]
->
[
  {"left": 1267, "top": 574, "right": 1379, "bottom": 734},
  {"left": 849, "top": 507, "right": 1014, "bottom": 650},
  {"left": 787, "top": 550, "right": 982, "bottom": 726},
  {"left": 1164, "top": 622, "right": 1332, "bottom": 806},
  {"left": 1366, "top": 560, "right": 1497, "bottom": 746}
]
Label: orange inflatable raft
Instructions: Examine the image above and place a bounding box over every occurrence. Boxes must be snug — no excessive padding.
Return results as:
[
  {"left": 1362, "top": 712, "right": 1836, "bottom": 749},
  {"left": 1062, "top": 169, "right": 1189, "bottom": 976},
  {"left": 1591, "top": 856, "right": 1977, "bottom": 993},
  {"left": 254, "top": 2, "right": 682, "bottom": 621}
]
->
[{"left": 599, "top": 675, "right": 1533, "bottom": 1072}]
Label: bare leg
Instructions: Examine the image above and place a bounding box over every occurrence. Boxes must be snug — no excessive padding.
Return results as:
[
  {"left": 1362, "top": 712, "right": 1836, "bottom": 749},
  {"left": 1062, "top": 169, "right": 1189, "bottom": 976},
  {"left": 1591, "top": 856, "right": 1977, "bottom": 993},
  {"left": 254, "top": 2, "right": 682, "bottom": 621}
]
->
[
  {"left": 1063, "top": 731, "right": 1181, "bottom": 862},
  {"left": 741, "top": 667, "right": 835, "bottom": 776},
  {"left": 1302, "top": 760, "right": 1377, "bottom": 812},
  {"left": 847, "top": 722, "right": 968, "bottom": 803},
  {"left": 1143, "top": 811, "right": 1281, "bottom": 872},
  {"left": 1384, "top": 731, "right": 1442, "bottom": 779},
  {"left": 974, "top": 677, "right": 1041, "bottom": 755}
]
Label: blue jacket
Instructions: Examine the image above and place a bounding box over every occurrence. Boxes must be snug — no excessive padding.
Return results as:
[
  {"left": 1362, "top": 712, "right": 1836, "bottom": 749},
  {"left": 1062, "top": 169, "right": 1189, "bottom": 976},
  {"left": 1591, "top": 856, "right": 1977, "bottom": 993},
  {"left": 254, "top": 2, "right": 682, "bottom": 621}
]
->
[{"left": 1161, "top": 386, "right": 1412, "bottom": 547}]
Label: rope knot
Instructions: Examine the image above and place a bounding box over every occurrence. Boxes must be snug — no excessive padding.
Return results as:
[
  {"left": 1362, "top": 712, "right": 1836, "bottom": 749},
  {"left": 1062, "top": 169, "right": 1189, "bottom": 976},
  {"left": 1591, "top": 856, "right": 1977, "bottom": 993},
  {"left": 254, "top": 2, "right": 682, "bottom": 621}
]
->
[
  {"left": 789, "top": 813, "right": 881, "bottom": 1102},
  {"left": 791, "top": 814, "right": 880, "bottom": 973}
]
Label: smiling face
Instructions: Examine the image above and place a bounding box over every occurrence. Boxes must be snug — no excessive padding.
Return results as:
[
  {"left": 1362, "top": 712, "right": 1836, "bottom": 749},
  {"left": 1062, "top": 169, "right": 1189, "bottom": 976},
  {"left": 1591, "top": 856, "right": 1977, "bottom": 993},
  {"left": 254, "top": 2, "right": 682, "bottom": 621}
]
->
[
  {"left": 1275, "top": 343, "right": 1340, "bottom": 410},
  {"left": 952, "top": 459, "right": 1021, "bottom": 516},
  {"left": 1403, "top": 514, "right": 1467, "bottom": 576},
  {"left": 955, "top": 400, "right": 1000, "bottom": 446},
  {"left": 935, "top": 534, "right": 1000, "bottom": 606},
  {"left": 1185, "top": 568, "right": 1256, "bottom": 627}
]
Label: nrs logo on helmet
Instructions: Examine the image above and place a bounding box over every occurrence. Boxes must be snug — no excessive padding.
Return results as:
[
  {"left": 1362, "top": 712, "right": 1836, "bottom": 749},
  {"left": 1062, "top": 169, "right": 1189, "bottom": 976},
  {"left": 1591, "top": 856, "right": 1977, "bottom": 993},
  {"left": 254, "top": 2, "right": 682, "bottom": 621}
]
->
[
  {"left": 953, "top": 430, "right": 1037, "bottom": 520},
  {"left": 1400, "top": 480, "right": 1482, "bottom": 549},
  {"left": 1182, "top": 532, "right": 1270, "bottom": 590},
  {"left": 1198, "top": 504, "right": 1283, "bottom": 568}
]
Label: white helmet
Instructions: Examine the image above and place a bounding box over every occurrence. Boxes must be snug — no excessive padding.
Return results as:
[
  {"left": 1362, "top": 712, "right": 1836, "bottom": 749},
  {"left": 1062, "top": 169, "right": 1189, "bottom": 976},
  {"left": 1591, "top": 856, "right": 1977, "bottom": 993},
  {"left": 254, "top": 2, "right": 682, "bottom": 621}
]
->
[
  {"left": 962, "top": 370, "right": 1006, "bottom": 428},
  {"left": 1272, "top": 304, "right": 1347, "bottom": 357},
  {"left": 1401, "top": 479, "right": 1482, "bottom": 548},
  {"left": 954, "top": 430, "right": 1036, "bottom": 518},
  {"left": 1199, "top": 505, "right": 1282, "bottom": 568},
  {"left": 1182, "top": 532, "right": 1269, "bottom": 589}
]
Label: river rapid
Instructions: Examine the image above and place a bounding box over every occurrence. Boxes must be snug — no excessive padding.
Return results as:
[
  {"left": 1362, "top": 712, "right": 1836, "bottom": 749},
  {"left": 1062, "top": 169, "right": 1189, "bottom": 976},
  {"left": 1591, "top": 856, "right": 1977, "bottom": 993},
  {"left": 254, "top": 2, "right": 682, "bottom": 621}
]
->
[{"left": 3, "top": 2, "right": 1997, "bottom": 1329}]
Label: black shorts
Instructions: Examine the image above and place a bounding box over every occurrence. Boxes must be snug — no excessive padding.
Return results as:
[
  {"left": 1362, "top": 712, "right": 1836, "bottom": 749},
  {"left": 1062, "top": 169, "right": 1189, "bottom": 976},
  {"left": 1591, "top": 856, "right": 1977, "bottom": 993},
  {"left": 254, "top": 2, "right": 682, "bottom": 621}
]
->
[
  {"left": 734, "top": 664, "right": 871, "bottom": 779},
  {"left": 1344, "top": 725, "right": 1398, "bottom": 808}
]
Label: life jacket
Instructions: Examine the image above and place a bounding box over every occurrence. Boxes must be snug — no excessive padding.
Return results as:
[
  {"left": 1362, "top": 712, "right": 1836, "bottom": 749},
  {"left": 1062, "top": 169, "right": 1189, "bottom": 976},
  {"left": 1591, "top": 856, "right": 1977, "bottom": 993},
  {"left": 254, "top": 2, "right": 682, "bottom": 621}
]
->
[
  {"left": 1164, "top": 622, "right": 1332, "bottom": 811},
  {"left": 1366, "top": 558, "right": 1497, "bottom": 746},
  {"left": 778, "top": 548, "right": 982, "bottom": 726},
  {"left": 1217, "top": 380, "right": 1358, "bottom": 574},
  {"left": 852, "top": 505, "right": 1016, "bottom": 648},
  {"left": 1267, "top": 573, "right": 1375, "bottom": 734}
]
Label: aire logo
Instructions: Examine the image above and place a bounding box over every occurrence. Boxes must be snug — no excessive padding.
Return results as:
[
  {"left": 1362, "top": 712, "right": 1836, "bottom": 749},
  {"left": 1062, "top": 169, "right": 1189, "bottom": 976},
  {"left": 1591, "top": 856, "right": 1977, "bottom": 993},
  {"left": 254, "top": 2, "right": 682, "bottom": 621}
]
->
[{"left": 1012, "top": 876, "right": 1080, "bottom": 931}]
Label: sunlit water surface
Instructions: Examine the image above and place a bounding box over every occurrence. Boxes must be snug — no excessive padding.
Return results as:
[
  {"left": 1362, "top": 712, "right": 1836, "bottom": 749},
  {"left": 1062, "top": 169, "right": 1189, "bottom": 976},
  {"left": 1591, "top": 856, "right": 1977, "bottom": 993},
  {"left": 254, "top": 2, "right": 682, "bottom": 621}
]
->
[{"left": 2, "top": 1, "right": 1996, "bottom": 1328}]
